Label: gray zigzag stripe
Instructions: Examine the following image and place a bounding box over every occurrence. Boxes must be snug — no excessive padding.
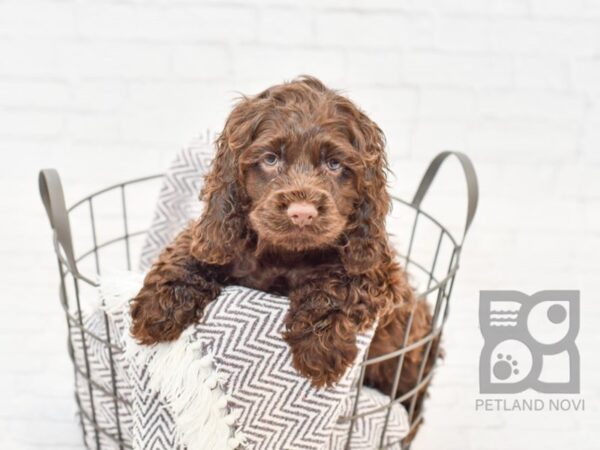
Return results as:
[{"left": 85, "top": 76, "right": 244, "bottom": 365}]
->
[
  {"left": 185, "top": 286, "right": 377, "bottom": 449},
  {"left": 139, "top": 144, "right": 213, "bottom": 272}
]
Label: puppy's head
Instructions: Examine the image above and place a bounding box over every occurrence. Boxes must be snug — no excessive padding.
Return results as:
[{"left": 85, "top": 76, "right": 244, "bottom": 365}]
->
[{"left": 192, "top": 76, "right": 390, "bottom": 274}]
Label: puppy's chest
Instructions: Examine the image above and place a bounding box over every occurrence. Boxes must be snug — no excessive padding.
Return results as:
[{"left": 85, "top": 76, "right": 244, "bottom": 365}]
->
[
  {"left": 230, "top": 264, "right": 295, "bottom": 296},
  {"left": 228, "top": 261, "right": 324, "bottom": 296}
]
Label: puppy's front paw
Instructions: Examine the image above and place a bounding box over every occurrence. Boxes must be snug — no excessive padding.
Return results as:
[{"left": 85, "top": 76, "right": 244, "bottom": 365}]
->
[
  {"left": 283, "top": 312, "right": 358, "bottom": 388},
  {"left": 130, "top": 281, "right": 218, "bottom": 345}
]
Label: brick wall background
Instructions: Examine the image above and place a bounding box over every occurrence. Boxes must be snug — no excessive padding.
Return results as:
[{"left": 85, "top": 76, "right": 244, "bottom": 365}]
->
[{"left": 1, "top": 0, "right": 599, "bottom": 448}]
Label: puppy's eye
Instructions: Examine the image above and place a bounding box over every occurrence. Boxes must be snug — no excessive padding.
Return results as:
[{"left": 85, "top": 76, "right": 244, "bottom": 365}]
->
[
  {"left": 263, "top": 153, "right": 279, "bottom": 166},
  {"left": 326, "top": 158, "right": 342, "bottom": 171}
]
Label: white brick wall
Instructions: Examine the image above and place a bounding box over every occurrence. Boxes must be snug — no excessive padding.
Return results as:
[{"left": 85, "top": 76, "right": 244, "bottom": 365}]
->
[{"left": 1, "top": 0, "right": 599, "bottom": 449}]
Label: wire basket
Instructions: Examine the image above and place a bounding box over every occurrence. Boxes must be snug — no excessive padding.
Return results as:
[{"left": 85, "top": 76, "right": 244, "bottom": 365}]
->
[{"left": 39, "top": 151, "right": 478, "bottom": 450}]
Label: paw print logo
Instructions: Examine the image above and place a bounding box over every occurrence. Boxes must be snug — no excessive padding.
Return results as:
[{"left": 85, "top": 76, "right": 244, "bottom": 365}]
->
[
  {"left": 493, "top": 354, "right": 518, "bottom": 380},
  {"left": 479, "top": 291, "right": 579, "bottom": 394},
  {"left": 486, "top": 339, "right": 531, "bottom": 386}
]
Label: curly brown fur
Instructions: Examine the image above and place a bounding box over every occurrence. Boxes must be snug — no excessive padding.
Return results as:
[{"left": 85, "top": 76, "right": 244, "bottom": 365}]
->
[{"left": 130, "top": 76, "right": 437, "bottom": 442}]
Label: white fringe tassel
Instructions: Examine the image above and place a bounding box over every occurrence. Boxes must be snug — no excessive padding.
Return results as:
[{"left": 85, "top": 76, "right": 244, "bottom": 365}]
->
[{"left": 98, "top": 271, "right": 245, "bottom": 450}]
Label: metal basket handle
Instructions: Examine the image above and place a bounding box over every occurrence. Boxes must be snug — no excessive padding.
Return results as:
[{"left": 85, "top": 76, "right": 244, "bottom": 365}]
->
[
  {"left": 411, "top": 151, "right": 479, "bottom": 246},
  {"left": 39, "top": 169, "right": 94, "bottom": 283}
]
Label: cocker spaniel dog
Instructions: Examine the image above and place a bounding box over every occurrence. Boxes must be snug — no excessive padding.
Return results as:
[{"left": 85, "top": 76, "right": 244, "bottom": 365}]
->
[{"left": 130, "top": 76, "right": 434, "bottom": 439}]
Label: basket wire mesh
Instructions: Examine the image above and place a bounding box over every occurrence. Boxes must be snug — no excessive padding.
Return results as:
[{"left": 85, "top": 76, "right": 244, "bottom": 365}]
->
[{"left": 39, "top": 151, "right": 478, "bottom": 450}]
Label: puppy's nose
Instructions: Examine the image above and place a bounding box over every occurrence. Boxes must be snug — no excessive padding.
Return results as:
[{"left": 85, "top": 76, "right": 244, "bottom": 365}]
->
[{"left": 287, "top": 202, "right": 317, "bottom": 227}]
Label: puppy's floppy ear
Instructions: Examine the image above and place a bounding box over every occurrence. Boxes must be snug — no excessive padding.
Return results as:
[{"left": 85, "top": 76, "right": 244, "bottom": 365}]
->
[
  {"left": 190, "top": 97, "right": 260, "bottom": 265},
  {"left": 341, "top": 113, "right": 391, "bottom": 275}
]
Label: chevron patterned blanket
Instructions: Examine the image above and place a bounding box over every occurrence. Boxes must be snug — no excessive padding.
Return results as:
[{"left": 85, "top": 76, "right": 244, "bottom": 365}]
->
[{"left": 72, "top": 140, "right": 409, "bottom": 449}]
